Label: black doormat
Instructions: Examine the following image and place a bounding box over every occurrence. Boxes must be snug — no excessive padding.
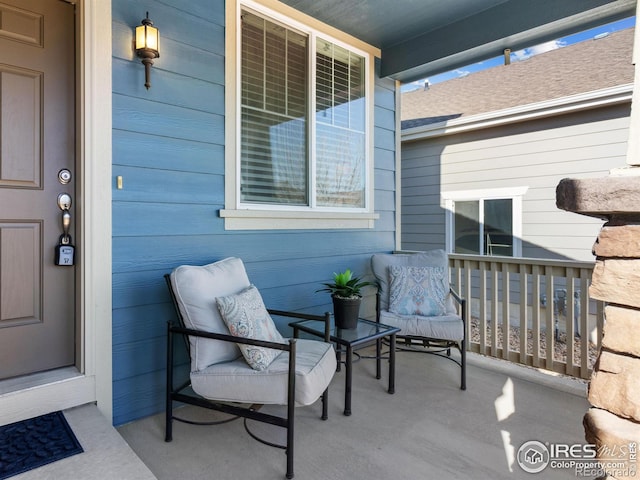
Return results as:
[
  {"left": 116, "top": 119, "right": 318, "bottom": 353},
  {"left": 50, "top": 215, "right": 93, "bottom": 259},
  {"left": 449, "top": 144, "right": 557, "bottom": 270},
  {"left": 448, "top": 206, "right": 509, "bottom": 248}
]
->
[{"left": 0, "top": 411, "right": 83, "bottom": 479}]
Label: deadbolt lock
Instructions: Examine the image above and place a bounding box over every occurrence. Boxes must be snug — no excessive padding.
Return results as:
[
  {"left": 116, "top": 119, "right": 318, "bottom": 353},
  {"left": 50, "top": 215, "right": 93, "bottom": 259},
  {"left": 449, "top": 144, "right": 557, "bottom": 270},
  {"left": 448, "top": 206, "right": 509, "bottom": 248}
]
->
[
  {"left": 57, "top": 193, "right": 72, "bottom": 211},
  {"left": 58, "top": 169, "right": 72, "bottom": 184}
]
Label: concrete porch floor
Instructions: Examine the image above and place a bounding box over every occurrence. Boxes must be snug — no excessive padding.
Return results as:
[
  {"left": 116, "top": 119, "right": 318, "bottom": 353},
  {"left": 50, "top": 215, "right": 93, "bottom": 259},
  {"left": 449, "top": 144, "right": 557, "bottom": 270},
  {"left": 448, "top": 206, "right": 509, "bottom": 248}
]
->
[{"left": 12, "top": 349, "right": 592, "bottom": 479}]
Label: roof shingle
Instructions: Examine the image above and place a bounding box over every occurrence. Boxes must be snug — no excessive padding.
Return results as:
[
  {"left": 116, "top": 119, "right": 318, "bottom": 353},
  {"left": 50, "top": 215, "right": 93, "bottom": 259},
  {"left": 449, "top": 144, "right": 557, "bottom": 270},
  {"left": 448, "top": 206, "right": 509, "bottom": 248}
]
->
[{"left": 401, "top": 27, "right": 635, "bottom": 129}]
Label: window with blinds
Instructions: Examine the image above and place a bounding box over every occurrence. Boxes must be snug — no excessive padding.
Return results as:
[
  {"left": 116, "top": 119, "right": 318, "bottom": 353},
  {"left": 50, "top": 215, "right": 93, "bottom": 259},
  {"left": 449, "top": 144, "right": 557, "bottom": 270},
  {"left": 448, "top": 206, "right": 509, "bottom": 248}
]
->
[
  {"left": 316, "top": 38, "right": 366, "bottom": 207},
  {"left": 240, "top": 9, "right": 368, "bottom": 209},
  {"left": 241, "top": 11, "right": 309, "bottom": 205}
]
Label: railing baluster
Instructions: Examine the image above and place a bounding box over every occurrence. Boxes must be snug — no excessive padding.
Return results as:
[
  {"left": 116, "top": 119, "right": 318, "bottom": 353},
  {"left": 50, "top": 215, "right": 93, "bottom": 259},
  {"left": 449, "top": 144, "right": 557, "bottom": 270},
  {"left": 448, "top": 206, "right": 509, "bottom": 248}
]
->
[
  {"left": 454, "top": 261, "right": 462, "bottom": 298},
  {"left": 580, "top": 270, "right": 590, "bottom": 379},
  {"left": 519, "top": 266, "right": 527, "bottom": 365},
  {"left": 532, "top": 265, "right": 541, "bottom": 368},
  {"left": 480, "top": 262, "right": 488, "bottom": 355},
  {"left": 491, "top": 263, "right": 499, "bottom": 357},
  {"left": 464, "top": 263, "right": 472, "bottom": 352},
  {"left": 566, "top": 269, "right": 576, "bottom": 376},
  {"left": 545, "top": 266, "right": 555, "bottom": 372},
  {"left": 501, "top": 263, "right": 510, "bottom": 360}
]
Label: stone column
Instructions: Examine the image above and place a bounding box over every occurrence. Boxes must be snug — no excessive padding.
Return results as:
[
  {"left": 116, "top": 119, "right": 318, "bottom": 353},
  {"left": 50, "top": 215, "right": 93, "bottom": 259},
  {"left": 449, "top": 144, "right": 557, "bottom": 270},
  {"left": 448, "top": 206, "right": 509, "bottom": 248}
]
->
[{"left": 557, "top": 177, "right": 640, "bottom": 480}]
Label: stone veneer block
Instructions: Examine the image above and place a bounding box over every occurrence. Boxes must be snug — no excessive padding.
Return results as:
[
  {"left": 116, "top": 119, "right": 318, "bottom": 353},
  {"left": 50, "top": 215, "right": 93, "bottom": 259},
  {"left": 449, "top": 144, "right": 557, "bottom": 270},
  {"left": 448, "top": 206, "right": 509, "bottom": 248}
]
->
[
  {"left": 590, "top": 259, "right": 640, "bottom": 309},
  {"left": 584, "top": 408, "right": 640, "bottom": 479},
  {"left": 589, "top": 350, "right": 640, "bottom": 422},
  {"left": 593, "top": 224, "right": 640, "bottom": 257},
  {"left": 602, "top": 306, "right": 640, "bottom": 358},
  {"left": 556, "top": 177, "right": 640, "bottom": 220}
]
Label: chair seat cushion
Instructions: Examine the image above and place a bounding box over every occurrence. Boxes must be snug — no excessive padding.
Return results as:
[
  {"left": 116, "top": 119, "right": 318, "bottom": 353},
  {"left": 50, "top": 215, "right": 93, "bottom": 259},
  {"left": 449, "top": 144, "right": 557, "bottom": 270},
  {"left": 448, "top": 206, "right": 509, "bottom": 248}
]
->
[
  {"left": 379, "top": 310, "right": 464, "bottom": 342},
  {"left": 191, "top": 339, "right": 337, "bottom": 406}
]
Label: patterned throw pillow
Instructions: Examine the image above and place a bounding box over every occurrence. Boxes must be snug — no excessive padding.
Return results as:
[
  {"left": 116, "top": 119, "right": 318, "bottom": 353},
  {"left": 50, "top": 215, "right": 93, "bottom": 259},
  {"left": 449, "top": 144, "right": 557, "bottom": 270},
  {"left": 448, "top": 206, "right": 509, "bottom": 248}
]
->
[
  {"left": 388, "top": 265, "right": 447, "bottom": 316},
  {"left": 216, "top": 285, "right": 285, "bottom": 371}
]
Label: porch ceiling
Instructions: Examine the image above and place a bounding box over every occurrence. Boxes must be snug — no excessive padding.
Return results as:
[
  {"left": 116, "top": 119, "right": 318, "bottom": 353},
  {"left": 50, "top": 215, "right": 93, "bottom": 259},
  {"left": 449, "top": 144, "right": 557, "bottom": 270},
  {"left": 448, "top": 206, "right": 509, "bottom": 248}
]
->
[{"left": 279, "top": 0, "right": 636, "bottom": 82}]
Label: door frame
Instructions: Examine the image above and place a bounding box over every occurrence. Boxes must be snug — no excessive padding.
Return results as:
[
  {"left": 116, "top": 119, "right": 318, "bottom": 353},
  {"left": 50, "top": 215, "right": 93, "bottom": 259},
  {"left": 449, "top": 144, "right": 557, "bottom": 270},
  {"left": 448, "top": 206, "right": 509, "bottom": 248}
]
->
[{"left": 0, "top": 0, "right": 113, "bottom": 424}]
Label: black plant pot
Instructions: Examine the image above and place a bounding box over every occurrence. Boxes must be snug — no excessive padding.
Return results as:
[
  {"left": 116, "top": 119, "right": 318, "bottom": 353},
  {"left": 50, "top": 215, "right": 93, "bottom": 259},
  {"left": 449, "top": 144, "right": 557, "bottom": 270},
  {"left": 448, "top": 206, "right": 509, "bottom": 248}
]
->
[{"left": 332, "top": 295, "right": 361, "bottom": 329}]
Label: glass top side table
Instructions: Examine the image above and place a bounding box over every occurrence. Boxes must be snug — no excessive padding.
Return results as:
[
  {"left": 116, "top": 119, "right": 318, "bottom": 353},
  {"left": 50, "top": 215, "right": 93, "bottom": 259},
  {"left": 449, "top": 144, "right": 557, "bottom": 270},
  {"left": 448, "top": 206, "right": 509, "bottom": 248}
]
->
[{"left": 290, "top": 317, "right": 400, "bottom": 416}]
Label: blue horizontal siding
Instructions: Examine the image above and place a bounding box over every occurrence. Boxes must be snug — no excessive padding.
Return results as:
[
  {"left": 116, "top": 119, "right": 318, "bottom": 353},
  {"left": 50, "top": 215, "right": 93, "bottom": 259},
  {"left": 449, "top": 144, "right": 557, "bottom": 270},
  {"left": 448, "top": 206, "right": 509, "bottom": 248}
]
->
[
  {"left": 113, "top": 270, "right": 168, "bottom": 310},
  {"left": 375, "top": 83, "right": 396, "bottom": 111},
  {"left": 375, "top": 148, "right": 396, "bottom": 172},
  {"left": 113, "top": 337, "right": 166, "bottom": 382},
  {"left": 112, "top": 130, "right": 224, "bottom": 174},
  {"left": 112, "top": 166, "right": 221, "bottom": 204},
  {"left": 113, "top": 230, "right": 393, "bottom": 273},
  {"left": 375, "top": 105, "right": 395, "bottom": 131},
  {"left": 162, "top": 0, "right": 225, "bottom": 26},
  {"left": 112, "top": 303, "right": 173, "bottom": 344},
  {"left": 375, "top": 126, "right": 396, "bottom": 151},
  {"left": 113, "top": 59, "right": 224, "bottom": 113},
  {"left": 113, "top": 95, "right": 224, "bottom": 143},
  {"left": 375, "top": 168, "right": 396, "bottom": 193},
  {"left": 111, "top": 0, "right": 397, "bottom": 426},
  {"left": 112, "top": 22, "right": 224, "bottom": 85},
  {"left": 112, "top": 370, "right": 172, "bottom": 426},
  {"left": 112, "top": 202, "right": 223, "bottom": 236},
  {"left": 112, "top": 2, "right": 224, "bottom": 51}
]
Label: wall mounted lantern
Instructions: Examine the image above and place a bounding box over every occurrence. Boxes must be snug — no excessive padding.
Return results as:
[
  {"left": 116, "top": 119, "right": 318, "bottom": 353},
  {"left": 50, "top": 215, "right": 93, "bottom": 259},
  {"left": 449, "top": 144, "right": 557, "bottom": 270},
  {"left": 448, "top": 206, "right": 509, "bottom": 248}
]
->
[{"left": 135, "top": 12, "right": 160, "bottom": 89}]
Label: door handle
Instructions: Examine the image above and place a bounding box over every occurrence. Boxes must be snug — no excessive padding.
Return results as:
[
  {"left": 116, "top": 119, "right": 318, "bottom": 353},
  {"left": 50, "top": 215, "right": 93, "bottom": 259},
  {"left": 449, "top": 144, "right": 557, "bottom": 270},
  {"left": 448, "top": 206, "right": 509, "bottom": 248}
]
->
[
  {"left": 61, "top": 209, "right": 71, "bottom": 243},
  {"left": 57, "top": 193, "right": 72, "bottom": 244},
  {"left": 55, "top": 193, "right": 75, "bottom": 265}
]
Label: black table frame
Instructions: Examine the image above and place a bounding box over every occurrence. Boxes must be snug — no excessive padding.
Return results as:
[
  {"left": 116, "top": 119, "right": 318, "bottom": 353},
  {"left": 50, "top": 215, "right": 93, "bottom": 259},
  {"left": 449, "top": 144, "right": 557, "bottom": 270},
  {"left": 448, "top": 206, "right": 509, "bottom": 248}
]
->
[{"left": 291, "top": 318, "right": 400, "bottom": 416}]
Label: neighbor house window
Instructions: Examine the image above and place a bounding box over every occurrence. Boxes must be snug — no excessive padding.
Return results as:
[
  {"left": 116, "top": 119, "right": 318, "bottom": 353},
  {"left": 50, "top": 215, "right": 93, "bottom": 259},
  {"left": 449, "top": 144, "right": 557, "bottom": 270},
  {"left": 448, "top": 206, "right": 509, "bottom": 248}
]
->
[
  {"left": 443, "top": 187, "right": 527, "bottom": 256},
  {"left": 222, "top": 1, "right": 379, "bottom": 230}
]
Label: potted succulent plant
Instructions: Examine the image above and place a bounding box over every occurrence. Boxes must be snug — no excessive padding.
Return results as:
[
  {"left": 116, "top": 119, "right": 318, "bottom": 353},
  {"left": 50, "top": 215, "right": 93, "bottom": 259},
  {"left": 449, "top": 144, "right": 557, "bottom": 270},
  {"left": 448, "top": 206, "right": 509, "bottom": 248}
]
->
[{"left": 317, "top": 269, "right": 374, "bottom": 329}]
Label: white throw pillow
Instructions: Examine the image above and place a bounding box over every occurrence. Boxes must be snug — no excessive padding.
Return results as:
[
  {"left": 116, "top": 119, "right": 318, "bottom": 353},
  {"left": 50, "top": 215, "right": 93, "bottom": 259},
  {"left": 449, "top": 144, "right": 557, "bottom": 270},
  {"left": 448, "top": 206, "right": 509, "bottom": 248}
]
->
[
  {"left": 389, "top": 265, "right": 447, "bottom": 316},
  {"left": 217, "top": 285, "right": 285, "bottom": 371}
]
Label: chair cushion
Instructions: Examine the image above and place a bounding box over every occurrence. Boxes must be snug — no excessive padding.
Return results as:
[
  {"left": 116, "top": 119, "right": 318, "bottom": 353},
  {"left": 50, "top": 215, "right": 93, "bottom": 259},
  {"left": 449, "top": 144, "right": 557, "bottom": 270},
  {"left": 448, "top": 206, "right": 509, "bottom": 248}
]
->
[
  {"left": 379, "top": 310, "right": 464, "bottom": 342},
  {"left": 170, "top": 257, "right": 250, "bottom": 372},
  {"left": 371, "top": 250, "right": 450, "bottom": 312},
  {"left": 217, "top": 285, "right": 285, "bottom": 371},
  {"left": 389, "top": 265, "right": 447, "bottom": 316},
  {"left": 191, "top": 339, "right": 337, "bottom": 406}
]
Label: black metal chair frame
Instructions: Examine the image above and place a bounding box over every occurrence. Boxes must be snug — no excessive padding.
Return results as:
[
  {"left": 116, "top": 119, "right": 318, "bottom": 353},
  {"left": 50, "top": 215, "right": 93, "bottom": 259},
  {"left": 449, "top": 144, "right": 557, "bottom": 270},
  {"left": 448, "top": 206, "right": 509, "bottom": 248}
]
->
[
  {"left": 164, "top": 274, "right": 331, "bottom": 479},
  {"left": 376, "top": 287, "right": 467, "bottom": 390}
]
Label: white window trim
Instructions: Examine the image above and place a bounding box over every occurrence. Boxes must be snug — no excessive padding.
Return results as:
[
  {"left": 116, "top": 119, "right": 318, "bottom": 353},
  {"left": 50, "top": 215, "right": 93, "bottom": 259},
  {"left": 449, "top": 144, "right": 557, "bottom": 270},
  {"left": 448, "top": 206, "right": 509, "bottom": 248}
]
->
[
  {"left": 222, "top": 0, "right": 381, "bottom": 230},
  {"left": 442, "top": 186, "right": 528, "bottom": 256}
]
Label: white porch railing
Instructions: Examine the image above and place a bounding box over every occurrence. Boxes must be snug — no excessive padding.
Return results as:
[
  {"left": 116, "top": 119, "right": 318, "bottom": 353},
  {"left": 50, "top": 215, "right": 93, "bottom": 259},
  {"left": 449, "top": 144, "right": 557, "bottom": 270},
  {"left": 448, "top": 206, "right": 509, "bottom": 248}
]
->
[{"left": 448, "top": 254, "right": 604, "bottom": 379}]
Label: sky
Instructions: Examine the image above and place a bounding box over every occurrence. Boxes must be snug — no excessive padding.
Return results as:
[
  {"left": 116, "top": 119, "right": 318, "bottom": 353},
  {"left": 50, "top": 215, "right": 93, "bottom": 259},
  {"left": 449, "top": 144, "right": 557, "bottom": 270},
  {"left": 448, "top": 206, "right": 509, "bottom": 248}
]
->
[{"left": 402, "top": 16, "right": 636, "bottom": 91}]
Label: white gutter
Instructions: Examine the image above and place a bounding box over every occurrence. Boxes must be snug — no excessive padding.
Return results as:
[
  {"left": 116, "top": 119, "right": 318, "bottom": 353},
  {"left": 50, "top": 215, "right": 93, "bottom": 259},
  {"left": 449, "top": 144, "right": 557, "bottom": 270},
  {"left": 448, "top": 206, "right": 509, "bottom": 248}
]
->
[{"left": 402, "top": 83, "right": 633, "bottom": 142}]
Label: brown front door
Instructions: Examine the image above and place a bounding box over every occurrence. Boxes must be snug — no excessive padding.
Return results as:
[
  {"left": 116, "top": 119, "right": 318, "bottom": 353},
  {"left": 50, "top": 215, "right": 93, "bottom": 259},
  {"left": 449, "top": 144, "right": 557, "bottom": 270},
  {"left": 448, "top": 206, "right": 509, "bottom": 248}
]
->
[{"left": 0, "top": 0, "right": 76, "bottom": 379}]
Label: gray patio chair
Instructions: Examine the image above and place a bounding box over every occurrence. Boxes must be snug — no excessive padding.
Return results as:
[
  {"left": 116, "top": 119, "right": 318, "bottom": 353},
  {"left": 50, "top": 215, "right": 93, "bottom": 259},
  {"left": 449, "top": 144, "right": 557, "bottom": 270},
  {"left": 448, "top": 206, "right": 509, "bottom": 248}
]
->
[
  {"left": 371, "top": 250, "right": 466, "bottom": 390},
  {"left": 165, "top": 257, "right": 337, "bottom": 479}
]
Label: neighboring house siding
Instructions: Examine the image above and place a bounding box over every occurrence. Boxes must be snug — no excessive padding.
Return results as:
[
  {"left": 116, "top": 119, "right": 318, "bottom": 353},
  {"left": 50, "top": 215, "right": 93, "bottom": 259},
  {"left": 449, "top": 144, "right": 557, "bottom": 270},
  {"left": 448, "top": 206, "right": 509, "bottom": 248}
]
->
[
  {"left": 401, "top": 141, "right": 446, "bottom": 251},
  {"left": 401, "top": 103, "right": 630, "bottom": 261},
  {"left": 111, "top": 0, "right": 396, "bottom": 425}
]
